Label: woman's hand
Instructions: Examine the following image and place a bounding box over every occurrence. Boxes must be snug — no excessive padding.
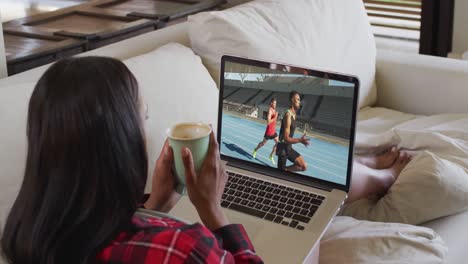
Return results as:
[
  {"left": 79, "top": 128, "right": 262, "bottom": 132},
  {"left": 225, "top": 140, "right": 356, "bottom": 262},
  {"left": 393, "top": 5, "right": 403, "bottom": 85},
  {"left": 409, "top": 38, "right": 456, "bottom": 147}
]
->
[
  {"left": 144, "top": 139, "right": 181, "bottom": 213},
  {"left": 182, "top": 130, "right": 229, "bottom": 230}
]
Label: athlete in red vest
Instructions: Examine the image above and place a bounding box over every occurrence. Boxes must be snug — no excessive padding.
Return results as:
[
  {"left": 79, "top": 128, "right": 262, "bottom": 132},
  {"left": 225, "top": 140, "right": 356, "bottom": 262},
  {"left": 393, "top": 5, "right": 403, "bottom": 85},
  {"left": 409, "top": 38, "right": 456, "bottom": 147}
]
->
[{"left": 253, "top": 97, "right": 279, "bottom": 165}]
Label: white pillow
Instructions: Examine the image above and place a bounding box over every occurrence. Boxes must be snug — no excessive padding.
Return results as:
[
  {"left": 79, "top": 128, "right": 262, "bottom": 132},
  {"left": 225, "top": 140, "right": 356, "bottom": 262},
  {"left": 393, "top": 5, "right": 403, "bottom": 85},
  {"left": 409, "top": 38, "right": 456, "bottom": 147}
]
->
[
  {"left": 188, "top": 0, "right": 377, "bottom": 109},
  {"left": 123, "top": 43, "right": 219, "bottom": 192},
  {"left": 0, "top": 82, "right": 35, "bottom": 228},
  {"left": 320, "top": 216, "right": 447, "bottom": 264},
  {"left": 341, "top": 151, "right": 468, "bottom": 225}
]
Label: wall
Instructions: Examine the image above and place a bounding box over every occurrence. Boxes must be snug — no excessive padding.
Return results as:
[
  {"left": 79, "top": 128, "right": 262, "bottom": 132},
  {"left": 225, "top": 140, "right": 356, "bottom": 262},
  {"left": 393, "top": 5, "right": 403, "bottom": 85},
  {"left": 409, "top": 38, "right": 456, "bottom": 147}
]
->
[
  {"left": 0, "top": 10, "right": 7, "bottom": 78},
  {"left": 452, "top": 0, "right": 468, "bottom": 55}
]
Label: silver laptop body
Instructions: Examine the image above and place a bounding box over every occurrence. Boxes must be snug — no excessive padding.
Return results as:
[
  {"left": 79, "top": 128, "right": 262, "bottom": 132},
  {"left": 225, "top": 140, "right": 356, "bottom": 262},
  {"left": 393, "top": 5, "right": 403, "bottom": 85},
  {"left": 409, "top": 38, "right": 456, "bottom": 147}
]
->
[{"left": 171, "top": 55, "right": 360, "bottom": 263}]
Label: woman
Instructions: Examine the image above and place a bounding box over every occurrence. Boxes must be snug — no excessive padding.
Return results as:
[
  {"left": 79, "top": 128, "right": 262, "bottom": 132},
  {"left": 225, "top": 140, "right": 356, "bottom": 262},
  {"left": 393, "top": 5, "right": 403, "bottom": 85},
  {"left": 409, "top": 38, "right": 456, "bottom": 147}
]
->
[{"left": 1, "top": 57, "right": 263, "bottom": 264}]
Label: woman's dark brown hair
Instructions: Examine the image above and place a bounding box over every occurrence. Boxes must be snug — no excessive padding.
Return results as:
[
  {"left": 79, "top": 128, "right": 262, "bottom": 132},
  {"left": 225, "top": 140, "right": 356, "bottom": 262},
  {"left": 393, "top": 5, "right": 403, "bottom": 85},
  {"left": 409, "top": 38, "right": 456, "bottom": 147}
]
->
[{"left": 1, "top": 57, "right": 148, "bottom": 263}]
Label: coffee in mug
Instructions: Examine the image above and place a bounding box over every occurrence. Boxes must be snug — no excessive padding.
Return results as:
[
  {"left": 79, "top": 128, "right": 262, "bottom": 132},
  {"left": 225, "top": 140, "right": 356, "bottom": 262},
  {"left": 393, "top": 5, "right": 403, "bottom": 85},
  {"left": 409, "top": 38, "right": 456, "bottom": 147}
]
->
[{"left": 167, "top": 122, "right": 211, "bottom": 194}]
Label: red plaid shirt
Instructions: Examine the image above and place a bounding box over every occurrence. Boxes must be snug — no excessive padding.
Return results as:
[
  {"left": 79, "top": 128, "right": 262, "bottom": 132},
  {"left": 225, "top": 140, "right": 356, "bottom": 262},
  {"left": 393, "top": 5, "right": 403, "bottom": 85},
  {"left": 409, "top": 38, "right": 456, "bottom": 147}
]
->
[{"left": 97, "top": 214, "right": 263, "bottom": 263}]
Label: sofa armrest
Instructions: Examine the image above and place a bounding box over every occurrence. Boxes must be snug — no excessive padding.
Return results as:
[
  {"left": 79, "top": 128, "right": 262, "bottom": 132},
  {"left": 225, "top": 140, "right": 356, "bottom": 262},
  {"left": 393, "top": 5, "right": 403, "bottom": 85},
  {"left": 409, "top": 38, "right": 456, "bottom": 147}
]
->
[{"left": 375, "top": 49, "right": 468, "bottom": 115}]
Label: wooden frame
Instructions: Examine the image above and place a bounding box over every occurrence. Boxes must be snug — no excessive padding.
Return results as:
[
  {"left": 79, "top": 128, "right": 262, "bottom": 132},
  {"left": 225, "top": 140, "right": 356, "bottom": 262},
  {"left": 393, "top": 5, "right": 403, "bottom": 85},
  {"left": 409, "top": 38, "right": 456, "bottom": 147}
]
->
[
  {"left": 4, "top": 30, "right": 86, "bottom": 75},
  {"left": 2, "top": 0, "right": 226, "bottom": 75},
  {"left": 3, "top": 3, "right": 159, "bottom": 75},
  {"left": 4, "top": 7, "right": 158, "bottom": 50},
  {"left": 94, "top": 0, "right": 226, "bottom": 22}
]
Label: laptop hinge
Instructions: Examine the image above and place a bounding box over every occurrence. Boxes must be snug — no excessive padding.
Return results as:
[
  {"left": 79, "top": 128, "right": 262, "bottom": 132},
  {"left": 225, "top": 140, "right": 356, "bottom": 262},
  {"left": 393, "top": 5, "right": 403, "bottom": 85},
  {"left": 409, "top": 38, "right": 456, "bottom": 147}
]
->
[{"left": 227, "top": 161, "right": 334, "bottom": 192}]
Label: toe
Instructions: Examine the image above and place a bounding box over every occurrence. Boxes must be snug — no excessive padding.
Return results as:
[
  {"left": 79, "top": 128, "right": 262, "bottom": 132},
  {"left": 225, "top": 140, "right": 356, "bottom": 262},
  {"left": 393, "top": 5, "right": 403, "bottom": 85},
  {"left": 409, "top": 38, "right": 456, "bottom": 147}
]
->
[
  {"left": 402, "top": 152, "right": 412, "bottom": 164},
  {"left": 399, "top": 153, "right": 405, "bottom": 164}
]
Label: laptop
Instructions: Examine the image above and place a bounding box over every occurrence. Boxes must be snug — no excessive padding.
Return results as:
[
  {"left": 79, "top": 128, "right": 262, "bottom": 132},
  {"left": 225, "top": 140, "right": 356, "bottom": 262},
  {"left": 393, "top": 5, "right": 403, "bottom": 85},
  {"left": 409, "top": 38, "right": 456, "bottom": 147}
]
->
[{"left": 170, "top": 55, "right": 360, "bottom": 263}]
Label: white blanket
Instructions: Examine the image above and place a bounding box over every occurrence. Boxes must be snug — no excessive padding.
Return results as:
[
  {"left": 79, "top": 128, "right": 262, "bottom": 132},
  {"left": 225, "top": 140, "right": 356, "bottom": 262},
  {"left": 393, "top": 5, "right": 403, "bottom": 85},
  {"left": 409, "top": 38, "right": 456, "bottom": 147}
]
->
[
  {"left": 344, "top": 107, "right": 468, "bottom": 223},
  {"left": 355, "top": 107, "right": 468, "bottom": 156},
  {"left": 320, "top": 216, "right": 447, "bottom": 264},
  {"left": 300, "top": 106, "right": 467, "bottom": 264}
]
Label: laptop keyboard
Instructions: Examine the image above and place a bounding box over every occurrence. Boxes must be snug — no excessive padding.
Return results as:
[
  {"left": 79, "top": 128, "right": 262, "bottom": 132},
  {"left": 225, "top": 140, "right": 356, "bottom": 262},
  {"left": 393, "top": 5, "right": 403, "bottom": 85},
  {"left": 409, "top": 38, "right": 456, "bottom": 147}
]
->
[{"left": 221, "top": 171, "right": 325, "bottom": 231}]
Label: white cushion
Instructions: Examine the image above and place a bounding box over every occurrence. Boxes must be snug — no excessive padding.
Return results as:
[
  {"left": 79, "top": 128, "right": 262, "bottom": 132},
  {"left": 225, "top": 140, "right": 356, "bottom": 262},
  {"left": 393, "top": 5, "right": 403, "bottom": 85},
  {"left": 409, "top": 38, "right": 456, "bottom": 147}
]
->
[
  {"left": 0, "top": 82, "right": 35, "bottom": 227},
  {"left": 320, "top": 216, "right": 448, "bottom": 264},
  {"left": 188, "top": 0, "right": 377, "bottom": 109},
  {"left": 123, "top": 43, "right": 219, "bottom": 192}
]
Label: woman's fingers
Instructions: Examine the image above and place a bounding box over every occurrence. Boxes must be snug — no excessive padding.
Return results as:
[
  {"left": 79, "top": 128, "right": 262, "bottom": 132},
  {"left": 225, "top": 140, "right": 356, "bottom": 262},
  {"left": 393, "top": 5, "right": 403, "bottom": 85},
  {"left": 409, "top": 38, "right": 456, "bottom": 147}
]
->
[
  {"left": 182, "top": 148, "right": 197, "bottom": 186},
  {"left": 163, "top": 142, "right": 173, "bottom": 163},
  {"left": 208, "top": 131, "right": 218, "bottom": 155}
]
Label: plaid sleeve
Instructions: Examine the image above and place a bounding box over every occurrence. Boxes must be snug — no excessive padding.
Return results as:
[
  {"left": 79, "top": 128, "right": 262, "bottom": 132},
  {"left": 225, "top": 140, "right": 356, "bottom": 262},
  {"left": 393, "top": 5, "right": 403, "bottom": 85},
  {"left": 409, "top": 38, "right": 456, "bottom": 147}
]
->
[
  {"left": 184, "top": 224, "right": 263, "bottom": 264},
  {"left": 97, "top": 217, "right": 263, "bottom": 264},
  {"left": 212, "top": 224, "right": 263, "bottom": 263}
]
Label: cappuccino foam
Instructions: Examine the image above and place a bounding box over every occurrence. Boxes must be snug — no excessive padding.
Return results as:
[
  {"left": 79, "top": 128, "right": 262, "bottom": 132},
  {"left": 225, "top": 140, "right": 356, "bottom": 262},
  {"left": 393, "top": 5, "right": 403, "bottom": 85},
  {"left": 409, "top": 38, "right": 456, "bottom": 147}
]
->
[{"left": 170, "top": 123, "right": 210, "bottom": 139}]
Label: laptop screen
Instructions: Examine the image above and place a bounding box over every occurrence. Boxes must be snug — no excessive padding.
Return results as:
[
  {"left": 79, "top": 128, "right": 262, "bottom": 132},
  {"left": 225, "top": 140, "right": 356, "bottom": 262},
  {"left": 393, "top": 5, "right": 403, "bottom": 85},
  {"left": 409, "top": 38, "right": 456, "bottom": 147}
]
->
[{"left": 219, "top": 56, "right": 359, "bottom": 189}]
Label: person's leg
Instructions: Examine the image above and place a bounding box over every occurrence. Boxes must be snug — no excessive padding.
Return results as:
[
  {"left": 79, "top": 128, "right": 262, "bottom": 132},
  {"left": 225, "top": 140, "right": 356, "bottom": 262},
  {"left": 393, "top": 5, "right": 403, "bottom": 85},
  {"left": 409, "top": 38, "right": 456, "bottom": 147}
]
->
[
  {"left": 269, "top": 136, "right": 279, "bottom": 158},
  {"left": 268, "top": 137, "right": 279, "bottom": 165},
  {"left": 285, "top": 155, "right": 307, "bottom": 171},
  {"left": 284, "top": 148, "right": 306, "bottom": 172},
  {"left": 253, "top": 138, "right": 267, "bottom": 158},
  {"left": 354, "top": 146, "right": 399, "bottom": 169},
  {"left": 347, "top": 152, "right": 412, "bottom": 203},
  {"left": 277, "top": 154, "right": 287, "bottom": 170}
]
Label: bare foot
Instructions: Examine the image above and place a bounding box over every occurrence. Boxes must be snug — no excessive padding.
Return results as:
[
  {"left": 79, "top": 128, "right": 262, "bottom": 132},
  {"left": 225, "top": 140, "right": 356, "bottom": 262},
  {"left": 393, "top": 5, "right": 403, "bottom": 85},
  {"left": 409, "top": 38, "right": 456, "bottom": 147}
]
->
[
  {"left": 369, "top": 153, "right": 412, "bottom": 199},
  {"left": 355, "top": 146, "right": 399, "bottom": 169},
  {"left": 347, "top": 153, "right": 413, "bottom": 202},
  {"left": 381, "top": 152, "right": 412, "bottom": 181}
]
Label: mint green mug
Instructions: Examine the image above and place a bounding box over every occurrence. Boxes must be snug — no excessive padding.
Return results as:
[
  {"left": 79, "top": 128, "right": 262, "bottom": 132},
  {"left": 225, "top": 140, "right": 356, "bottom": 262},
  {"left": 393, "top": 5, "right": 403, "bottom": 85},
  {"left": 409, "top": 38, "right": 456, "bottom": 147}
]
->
[{"left": 167, "top": 122, "right": 211, "bottom": 194}]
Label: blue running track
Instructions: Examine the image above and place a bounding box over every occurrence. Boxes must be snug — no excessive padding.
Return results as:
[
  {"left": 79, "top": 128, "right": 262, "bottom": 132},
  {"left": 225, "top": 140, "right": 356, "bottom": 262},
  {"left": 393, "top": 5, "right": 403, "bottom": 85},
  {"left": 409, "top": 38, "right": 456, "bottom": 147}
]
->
[{"left": 220, "top": 113, "right": 349, "bottom": 185}]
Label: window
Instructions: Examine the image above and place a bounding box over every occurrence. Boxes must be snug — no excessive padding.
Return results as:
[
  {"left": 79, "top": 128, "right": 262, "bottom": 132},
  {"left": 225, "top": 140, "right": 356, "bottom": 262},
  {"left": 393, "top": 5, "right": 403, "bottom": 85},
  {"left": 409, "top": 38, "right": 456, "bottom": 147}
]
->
[
  {"left": 364, "top": 0, "right": 422, "bottom": 41},
  {"left": 364, "top": 0, "right": 455, "bottom": 57}
]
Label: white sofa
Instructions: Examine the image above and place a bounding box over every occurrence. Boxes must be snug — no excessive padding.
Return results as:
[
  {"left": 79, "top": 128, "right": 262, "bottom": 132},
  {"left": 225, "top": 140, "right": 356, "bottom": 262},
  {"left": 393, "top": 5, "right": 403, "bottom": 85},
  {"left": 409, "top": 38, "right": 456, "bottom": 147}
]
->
[{"left": 1, "top": 1, "right": 468, "bottom": 263}]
